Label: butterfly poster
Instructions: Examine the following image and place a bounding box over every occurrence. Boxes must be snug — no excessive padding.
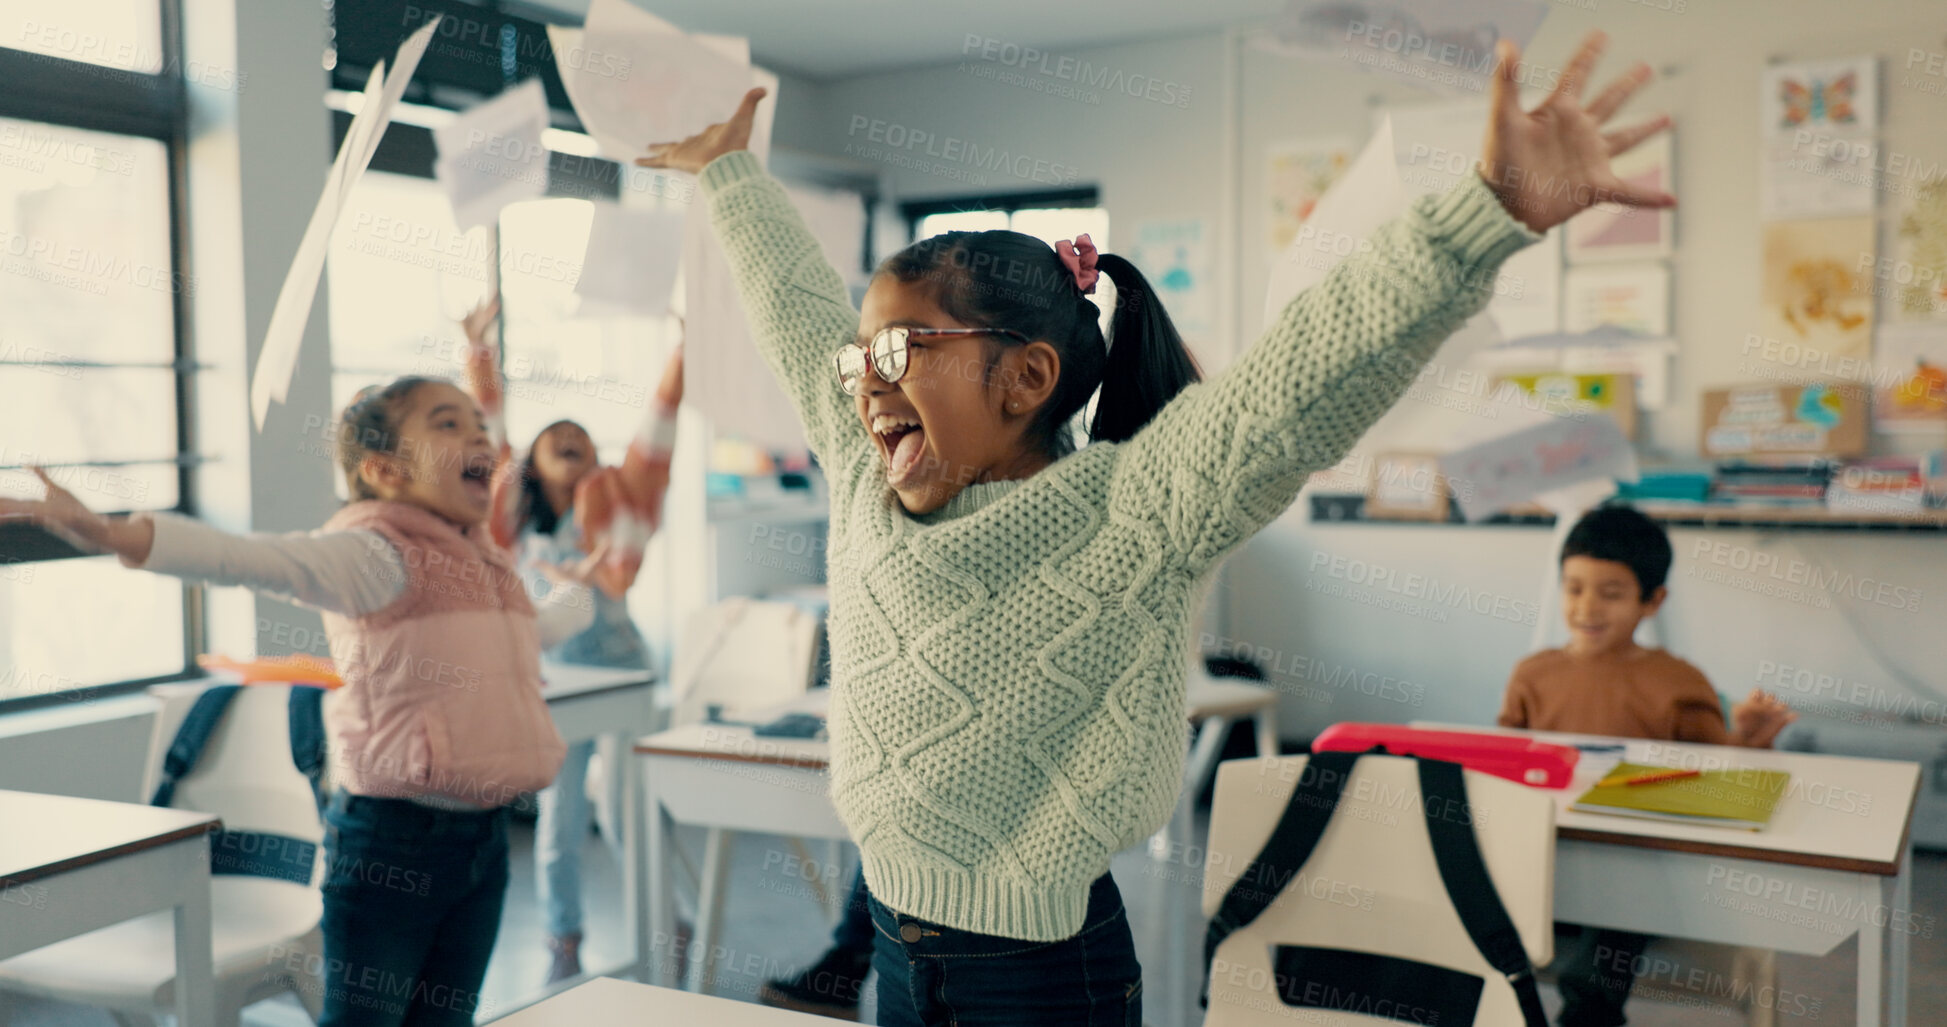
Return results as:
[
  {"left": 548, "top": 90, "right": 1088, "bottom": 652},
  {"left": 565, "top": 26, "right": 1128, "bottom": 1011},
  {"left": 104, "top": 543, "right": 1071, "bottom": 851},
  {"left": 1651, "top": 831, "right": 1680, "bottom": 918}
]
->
[{"left": 1761, "top": 57, "right": 1878, "bottom": 138}]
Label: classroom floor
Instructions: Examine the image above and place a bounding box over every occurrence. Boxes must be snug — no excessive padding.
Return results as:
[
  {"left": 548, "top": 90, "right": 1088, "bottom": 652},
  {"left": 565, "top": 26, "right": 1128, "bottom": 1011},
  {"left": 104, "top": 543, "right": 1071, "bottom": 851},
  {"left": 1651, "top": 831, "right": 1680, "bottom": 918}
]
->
[{"left": 3, "top": 821, "right": 1943, "bottom": 1025}]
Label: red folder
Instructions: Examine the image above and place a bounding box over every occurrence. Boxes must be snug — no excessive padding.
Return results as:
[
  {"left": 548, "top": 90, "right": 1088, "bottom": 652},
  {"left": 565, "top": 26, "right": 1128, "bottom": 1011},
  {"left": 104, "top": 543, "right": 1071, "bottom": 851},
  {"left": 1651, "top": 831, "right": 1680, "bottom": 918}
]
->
[{"left": 1312, "top": 723, "right": 1580, "bottom": 789}]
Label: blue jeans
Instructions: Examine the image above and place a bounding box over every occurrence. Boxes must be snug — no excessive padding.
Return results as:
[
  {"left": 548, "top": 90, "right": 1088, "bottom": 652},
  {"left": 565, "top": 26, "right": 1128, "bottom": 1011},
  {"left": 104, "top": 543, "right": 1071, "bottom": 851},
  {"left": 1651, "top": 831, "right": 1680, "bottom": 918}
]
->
[
  {"left": 869, "top": 874, "right": 1143, "bottom": 1027},
  {"left": 318, "top": 793, "right": 509, "bottom": 1027},
  {"left": 535, "top": 739, "right": 596, "bottom": 937}
]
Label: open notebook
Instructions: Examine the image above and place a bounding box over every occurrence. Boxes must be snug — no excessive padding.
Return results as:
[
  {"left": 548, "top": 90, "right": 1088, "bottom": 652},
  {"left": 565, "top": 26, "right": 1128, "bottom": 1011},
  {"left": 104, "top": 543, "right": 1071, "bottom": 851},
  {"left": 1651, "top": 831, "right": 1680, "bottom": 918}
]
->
[{"left": 1569, "top": 762, "right": 1791, "bottom": 831}]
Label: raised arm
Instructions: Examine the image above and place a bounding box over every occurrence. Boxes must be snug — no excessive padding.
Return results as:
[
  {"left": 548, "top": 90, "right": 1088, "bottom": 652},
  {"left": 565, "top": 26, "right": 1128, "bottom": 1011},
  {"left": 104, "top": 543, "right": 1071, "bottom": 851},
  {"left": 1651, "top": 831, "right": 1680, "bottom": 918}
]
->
[
  {"left": 638, "top": 89, "right": 869, "bottom": 469},
  {"left": 0, "top": 470, "right": 403, "bottom": 616},
  {"left": 1115, "top": 31, "right": 1672, "bottom": 571},
  {"left": 457, "top": 295, "right": 527, "bottom": 550}
]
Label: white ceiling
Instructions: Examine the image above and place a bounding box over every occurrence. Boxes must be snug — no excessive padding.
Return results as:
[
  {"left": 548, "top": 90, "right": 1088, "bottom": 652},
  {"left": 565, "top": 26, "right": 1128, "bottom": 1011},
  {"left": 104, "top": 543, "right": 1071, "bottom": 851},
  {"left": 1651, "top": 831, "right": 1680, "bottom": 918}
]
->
[{"left": 522, "top": 0, "right": 1290, "bottom": 80}]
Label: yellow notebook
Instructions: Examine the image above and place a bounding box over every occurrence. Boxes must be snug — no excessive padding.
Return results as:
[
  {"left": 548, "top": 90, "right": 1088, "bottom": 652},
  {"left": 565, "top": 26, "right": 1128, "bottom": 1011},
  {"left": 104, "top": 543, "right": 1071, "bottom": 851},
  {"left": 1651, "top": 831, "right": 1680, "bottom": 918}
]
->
[{"left": 1569, "top": 762, "right": 1791, "bottom": 831}]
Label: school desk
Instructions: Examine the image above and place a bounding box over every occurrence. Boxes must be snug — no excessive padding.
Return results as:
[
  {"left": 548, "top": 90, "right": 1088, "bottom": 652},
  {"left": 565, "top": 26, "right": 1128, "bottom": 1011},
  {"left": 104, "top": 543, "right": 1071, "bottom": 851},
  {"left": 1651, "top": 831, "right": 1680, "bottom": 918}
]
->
[
  {"left": 535, "top": 663, "right": 666, "bottom": 997},
  {"left": 627, "top": 677, "right": 1282, "bottom": 1007},
  {"left": 1413, "top": 722, "right": 1922, "bottom": 1027},
  {"left": 489, "top": 974, "right": 834, "bottom": 1025},
  {"left": 0, "top": 790, "right": 219, "bottom": 1026}
]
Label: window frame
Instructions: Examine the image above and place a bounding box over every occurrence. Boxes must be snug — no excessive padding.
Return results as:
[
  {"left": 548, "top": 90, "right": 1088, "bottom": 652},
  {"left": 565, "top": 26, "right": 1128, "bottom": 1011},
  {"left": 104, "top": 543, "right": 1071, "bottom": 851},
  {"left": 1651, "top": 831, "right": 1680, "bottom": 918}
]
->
[
  {"left": 900, "top": 186, "right": 1101, "bottom": 242},
  {"left": 0, "top": 0, "right": 204, "bottom": 712}
]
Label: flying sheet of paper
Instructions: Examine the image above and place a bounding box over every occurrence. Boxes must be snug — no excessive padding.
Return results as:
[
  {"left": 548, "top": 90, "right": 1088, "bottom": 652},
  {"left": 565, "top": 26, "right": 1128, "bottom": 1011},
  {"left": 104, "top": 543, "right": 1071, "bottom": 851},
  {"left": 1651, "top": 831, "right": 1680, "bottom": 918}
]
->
[
  {"left": 250, "top": 18, "right": 441, "bottom": 429},
  {"left": 547, "top": 0, "right": 753, "bottom": 164},
  {"left": 574, "top": 204, "right": 686, "bottom": 317},
  {"left": 1255, "top": 0, "right": 1551, "bottom": 97},
  {"left": 1438, "top": 408, "right": 1636, "bottom": 521},
  {"left": 433, "top": 78, "right": 550, "bottom": 232},
  {"left": 1263, "top": 116, "right": 1403, "bottom": 328}
]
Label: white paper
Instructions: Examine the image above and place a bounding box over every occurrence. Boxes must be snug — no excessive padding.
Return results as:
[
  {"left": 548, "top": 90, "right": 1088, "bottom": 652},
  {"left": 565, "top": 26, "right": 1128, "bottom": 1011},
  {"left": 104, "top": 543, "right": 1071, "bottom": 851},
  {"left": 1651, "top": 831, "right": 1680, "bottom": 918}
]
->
[
  {"left": 1760, "top": 133, "right": 1877, "bottom": 221},
  {"left": 433, "top": 78, "right": 550, "bottom": 231},
  {"left": 1263, "top": 116, "right": 1404, "bottom": 327},
  {"left": 574, "top": 204, "right": 686, "bottom": 317},
  {"left": 681, "top": 204, "right": 806, "bottom": 451},
  {"left": 1256, "top": 0, "right": 1550, "bottom": 97},
  {"left": 1439, "top": 409, "right": 1636, "bottom": 521},
  {"left": 547, "top": 0, "right": 753, "bottom": 165},
  {"left": 250, "top": 18, "right": 441, "bottom": 429}
]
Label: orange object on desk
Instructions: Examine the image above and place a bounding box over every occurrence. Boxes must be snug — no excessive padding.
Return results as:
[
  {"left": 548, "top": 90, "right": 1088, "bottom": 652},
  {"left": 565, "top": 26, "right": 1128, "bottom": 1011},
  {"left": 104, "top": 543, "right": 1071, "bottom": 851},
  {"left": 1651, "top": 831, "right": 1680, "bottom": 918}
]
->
[
  {"left": 1618, "top": 768, "right": 1701, "bottom": 787},
  {"left": 198, "top": 654, "right": 343, "bottom": 689}
]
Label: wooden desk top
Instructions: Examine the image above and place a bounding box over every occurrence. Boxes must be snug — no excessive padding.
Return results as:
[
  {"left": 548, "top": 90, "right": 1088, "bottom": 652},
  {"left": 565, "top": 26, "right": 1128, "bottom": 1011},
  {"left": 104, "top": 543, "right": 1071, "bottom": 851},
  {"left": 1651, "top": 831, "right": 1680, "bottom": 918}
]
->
[
  {"left": 1409, "top": 723, "right": 1921, "bottom": 875},
  {"left": 495, "top": 977, "right": 836, "bottom": 1025},
  {"left": 0, "top": 790, "right": 219, "bottom": 888}
]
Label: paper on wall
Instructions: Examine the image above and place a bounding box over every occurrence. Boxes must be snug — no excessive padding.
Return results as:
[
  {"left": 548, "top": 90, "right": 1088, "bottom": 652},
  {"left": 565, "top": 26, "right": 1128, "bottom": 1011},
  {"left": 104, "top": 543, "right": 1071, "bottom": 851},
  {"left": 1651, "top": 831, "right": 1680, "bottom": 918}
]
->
[
  {"left": 547, "top": 0, "right": 753, "bottom": 165},
  {"left": 1263, "top": 116, "right": 1403, "bottom": 327},
  {"left": 432, "top": 78, "right": 550, "bottom": 232},
  {"left": 250, "top": 18, "right": 441, "bottom": 430},
  {"left": 574, "top": 204, "right": 686, "bottom": 317}
]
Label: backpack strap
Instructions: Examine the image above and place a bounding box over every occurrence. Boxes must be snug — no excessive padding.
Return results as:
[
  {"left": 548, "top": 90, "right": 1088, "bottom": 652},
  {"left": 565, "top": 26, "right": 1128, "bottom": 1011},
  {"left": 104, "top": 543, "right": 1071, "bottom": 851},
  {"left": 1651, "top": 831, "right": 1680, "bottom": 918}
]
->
[
  {"left": 1417, "top": 759, "right": 1549, "bottom": 1027},
  {"left": 1202, "top": 750, "right": 1358, "bottom": 1003},
  {"left": 149, "top": 684, "right": 242, "bottom": 808},
  {"left": 287, "top": 684, "right": 328, "bottom": 814}
]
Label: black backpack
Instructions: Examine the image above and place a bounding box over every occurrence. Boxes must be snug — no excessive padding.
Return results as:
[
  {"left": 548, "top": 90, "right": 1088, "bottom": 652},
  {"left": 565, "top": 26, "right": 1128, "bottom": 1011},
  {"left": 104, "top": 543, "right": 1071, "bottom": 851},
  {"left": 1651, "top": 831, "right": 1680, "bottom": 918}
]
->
[
  {"left": 1203, "top": 750, "right": 1549, "bottom": 1027},
  {"left": 148, "top": 684, "right": 328, "bottom": 885}
]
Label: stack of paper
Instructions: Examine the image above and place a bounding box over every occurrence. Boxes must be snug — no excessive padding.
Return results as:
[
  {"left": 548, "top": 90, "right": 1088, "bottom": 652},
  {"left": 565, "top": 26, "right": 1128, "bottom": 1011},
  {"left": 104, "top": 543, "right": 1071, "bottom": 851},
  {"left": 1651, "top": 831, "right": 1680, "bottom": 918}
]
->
[{"left": 1570, "top": 762, "right": 1791, "bottom": 831}]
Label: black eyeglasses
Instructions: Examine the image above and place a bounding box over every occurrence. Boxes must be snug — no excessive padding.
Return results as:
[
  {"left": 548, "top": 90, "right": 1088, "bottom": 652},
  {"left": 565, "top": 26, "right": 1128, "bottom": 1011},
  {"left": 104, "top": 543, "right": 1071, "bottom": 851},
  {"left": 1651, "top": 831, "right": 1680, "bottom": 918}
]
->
[{"left": 832, "top": 326, "right": 1030, "bottom": 396}]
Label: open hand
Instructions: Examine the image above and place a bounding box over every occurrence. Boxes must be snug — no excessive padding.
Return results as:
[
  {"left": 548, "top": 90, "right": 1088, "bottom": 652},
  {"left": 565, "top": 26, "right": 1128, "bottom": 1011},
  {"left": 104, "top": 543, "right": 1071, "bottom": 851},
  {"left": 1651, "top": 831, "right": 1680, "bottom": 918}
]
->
[
  {"left": 635, "top": 88, "right": 767, "bottom": 176},
  {"left": 0, "top": 468, "right": 152, "bottom": 562},
  {"left": 1479, "top": 31, "right": 1675, "bottom": 234},
  {"left": 1731, "top": 688, "right": 1798, "bottom": 749},
  {"left": 459, "top": 294, "right": 501, "bottom": 348}
]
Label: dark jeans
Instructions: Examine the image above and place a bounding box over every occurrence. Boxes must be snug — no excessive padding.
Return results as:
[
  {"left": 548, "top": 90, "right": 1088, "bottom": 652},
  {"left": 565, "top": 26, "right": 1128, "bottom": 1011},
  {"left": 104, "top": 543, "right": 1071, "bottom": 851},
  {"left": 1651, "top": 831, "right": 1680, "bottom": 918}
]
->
[
  {"left": 870, "top": 873, "right": 1143, "bottom": 1027},
  {"left": 317, "top": 793, "right": 510, "bottom": 1027},
  {"left": 1555, "top": 926, "right": 1652, "bottom": 1027}
]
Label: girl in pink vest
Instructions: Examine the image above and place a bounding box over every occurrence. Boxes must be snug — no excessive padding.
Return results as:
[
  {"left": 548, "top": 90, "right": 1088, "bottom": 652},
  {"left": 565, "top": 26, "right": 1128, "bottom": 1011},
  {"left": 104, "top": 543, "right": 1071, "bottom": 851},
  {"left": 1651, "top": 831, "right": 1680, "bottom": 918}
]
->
[{"left": 4, "top": 376, "right": 590, "bottom": 1026}]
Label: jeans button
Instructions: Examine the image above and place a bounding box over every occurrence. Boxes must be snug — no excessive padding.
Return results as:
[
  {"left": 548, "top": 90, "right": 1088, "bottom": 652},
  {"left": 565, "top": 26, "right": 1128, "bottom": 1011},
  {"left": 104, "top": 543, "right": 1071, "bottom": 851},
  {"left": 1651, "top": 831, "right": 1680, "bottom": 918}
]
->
[{"left": 899, "top": 923, "right": 923, "bottom": 943}]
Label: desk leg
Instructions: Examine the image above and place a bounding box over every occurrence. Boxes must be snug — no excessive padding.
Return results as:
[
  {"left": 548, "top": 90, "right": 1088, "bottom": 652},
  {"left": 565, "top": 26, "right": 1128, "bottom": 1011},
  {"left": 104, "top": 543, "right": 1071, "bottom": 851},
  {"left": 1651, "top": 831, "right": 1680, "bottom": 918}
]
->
[
  {"left": 691, "top": 828, "right": 734, "bottom": 995},
  {"left": 1253, "top": 706, "right": 1279, "bottom": 758},
  {"left": 173, "top": 836, "right": 217, "bottom": 1027},
  {"left": 1858, "top": 871, "right": 1886, "bottom": 1026},
  {"left": 1890, "top": 848, "right": 1911, "bottom": 1027},
  {"left": 643, "top": 762, "right": 673, "bottom": 987},
  {"left": 620, "top": 735, "right": 643, "bottom": 983}
]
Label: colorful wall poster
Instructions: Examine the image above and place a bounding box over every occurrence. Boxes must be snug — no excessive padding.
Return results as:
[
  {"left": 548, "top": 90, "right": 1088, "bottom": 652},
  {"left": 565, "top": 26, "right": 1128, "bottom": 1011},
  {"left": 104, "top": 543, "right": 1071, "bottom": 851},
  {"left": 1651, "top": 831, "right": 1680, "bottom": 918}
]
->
[
  {"left": 1566, "top": 133, "right": 1673, "bottom": 262},
  {"left": 1758, "top": 217, "right": 1876, "bottom": 364},
  {"left": 1266, "top": 139, "right": 1352, "bottom": 254},
  {"left": 1872, "top": 323, "right": 1947, "bottom": 434},
  {"left": 1761, "top": 56, "right": 1878, "bottom": 138},
  {"left": 1127, "top": 217, "right": 1214, "bottom": 341},
  {"left": 1562, "top": 263, "right": 1669, "bottom": 336}
]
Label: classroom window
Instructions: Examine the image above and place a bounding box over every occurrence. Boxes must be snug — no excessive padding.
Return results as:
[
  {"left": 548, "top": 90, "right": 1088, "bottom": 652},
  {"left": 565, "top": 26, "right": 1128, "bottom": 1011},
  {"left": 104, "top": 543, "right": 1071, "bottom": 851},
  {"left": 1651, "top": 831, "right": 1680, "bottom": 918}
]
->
[
  {"left": 0, "top": 3, "right": 194, "bottom": 709},
  {"left": 904, "top": 187, "right": 1106, "bottom": 250}
]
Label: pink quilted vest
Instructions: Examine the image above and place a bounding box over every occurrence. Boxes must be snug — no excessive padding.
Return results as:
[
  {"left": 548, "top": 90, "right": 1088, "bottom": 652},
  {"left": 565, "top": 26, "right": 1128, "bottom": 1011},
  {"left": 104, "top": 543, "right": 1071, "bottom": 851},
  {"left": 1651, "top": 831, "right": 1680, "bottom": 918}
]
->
[{"left": 320, "top": 501, "right": 566, "bottom": 807}]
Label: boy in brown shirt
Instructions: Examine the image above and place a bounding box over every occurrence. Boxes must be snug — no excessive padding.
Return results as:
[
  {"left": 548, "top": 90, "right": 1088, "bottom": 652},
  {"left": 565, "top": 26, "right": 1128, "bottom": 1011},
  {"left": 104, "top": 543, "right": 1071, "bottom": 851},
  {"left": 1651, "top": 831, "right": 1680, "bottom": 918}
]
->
[{"left": 1499, "top": 506, "right": 1795, "bottom": 1026}]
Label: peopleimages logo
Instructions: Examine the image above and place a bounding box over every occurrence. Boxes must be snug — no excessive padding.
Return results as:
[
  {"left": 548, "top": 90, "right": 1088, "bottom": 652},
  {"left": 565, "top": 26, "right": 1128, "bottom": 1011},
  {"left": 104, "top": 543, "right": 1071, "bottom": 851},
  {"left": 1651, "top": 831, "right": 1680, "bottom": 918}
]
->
[
  {"left": 959, "top": 35, "right": 1193, "bottom": 109},
  {"left": 844, "top": 116, "right": 1079, "bottom": 186}
]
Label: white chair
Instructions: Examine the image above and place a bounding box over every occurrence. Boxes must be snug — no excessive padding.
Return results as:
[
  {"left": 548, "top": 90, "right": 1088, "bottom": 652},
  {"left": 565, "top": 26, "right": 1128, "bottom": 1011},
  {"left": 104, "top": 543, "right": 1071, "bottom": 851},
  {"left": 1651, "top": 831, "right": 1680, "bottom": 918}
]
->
[
  {"left": 0, "top": 682, "right": 328, "bottom": 1026},
  {"left": 661, "top": 597, "right": 823, "bottom": 992},
  {"left": 1201, "top": 753, "right": 1556, "bottom": 1027}
]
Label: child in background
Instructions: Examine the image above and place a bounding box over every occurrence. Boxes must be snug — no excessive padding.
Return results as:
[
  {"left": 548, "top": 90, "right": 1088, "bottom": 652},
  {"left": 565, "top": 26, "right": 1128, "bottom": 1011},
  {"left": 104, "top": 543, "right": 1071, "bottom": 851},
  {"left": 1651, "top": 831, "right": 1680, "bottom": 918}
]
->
[
  {"left": 458, "top": 298, "right": 683, "bottom": 982},
  {"left": 641, "top": 30, "right": 1675, "bottom": 1025},
  {"left": 1499, "top": 505, "right": 1796, "bottom": 1027},
  {"left": 2, "top": 378, "right": 592, "bottom": 1026}
]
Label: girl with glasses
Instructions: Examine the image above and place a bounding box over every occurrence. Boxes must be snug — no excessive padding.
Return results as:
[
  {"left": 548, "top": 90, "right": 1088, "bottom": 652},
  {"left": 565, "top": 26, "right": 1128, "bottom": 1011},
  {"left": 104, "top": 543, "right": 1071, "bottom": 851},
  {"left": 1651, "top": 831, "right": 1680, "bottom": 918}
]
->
[{"left": 638, "top": 31, "right": 1672, "bottom": 1026}]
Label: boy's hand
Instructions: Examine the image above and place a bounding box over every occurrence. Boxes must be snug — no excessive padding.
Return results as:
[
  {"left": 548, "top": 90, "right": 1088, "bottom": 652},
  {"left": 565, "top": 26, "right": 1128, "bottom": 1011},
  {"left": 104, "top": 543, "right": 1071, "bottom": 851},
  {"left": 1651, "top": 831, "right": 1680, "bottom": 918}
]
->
[
  {"left": 1479, "top": 31, "right": 1675, "bottom": 234},
  {"left": 1731, "top": 688, "right": 1798, "bottom": 748},
  {"left": 0, "top": 468, "right": 154, "bottom": 563},
  {"left": 635, "top": 88, "right": 767, "bottom": 176}
]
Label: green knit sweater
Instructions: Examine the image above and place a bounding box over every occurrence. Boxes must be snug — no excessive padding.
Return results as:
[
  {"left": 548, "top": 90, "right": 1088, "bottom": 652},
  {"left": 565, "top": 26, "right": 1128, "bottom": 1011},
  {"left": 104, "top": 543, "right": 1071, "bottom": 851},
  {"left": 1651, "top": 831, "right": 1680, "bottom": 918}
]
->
[{"left": 699, "top": 150, "right": 1536, "bottom": 940}]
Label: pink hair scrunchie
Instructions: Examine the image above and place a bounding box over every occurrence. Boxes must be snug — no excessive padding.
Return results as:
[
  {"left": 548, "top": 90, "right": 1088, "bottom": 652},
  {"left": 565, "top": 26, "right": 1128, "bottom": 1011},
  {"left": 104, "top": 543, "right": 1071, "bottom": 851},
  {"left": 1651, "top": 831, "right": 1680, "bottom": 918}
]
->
[{"left": 1054, "top": 234, "right": 1099, "bottom": 295}]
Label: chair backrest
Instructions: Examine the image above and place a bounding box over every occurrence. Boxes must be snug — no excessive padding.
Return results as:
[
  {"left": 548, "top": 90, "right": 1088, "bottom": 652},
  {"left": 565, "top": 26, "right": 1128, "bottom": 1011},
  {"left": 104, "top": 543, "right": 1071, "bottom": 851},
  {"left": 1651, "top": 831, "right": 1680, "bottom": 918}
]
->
[
  {"left": 1201, "top": 753, "right": 1555, "bottom": 1027},
  {"left": 668, "top": 597, "right": 821, "bottom": 728},
  {"left": 142, "top": 682, "right": 328, "bottom": 887}
]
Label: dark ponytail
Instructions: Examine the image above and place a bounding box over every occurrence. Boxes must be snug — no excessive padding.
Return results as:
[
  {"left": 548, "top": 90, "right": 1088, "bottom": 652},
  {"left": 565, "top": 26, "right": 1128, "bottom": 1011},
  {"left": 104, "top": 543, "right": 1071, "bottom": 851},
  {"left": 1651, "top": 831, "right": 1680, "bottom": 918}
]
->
[
  {"left": 1086, "top": 253, "right": 1199, "bottom": 443},
  {"left": 877, "top": 232, "right": 1200, "bottom": 457}
]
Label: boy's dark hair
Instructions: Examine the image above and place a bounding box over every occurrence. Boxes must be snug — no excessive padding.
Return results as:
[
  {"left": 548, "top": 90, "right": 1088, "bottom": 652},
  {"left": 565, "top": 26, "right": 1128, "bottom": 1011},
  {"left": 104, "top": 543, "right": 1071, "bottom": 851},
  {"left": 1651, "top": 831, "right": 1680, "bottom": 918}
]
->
[
  {"left": 336, "top": 376, "right": 441, "bottom": 502},
  {"left": 1561, "top": 505, "right": 1671, "bottom": 599},
  {"left": 878, "top": 230, "right": 1200, "bottom": 456}
]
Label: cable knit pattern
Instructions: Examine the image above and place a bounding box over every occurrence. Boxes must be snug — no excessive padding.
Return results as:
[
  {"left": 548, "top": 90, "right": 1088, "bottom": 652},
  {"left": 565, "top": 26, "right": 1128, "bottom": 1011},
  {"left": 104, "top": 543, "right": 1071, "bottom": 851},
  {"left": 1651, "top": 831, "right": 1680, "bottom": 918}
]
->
[{"left": 698, "top": 150, "right": 1537, "bottom": 940}]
